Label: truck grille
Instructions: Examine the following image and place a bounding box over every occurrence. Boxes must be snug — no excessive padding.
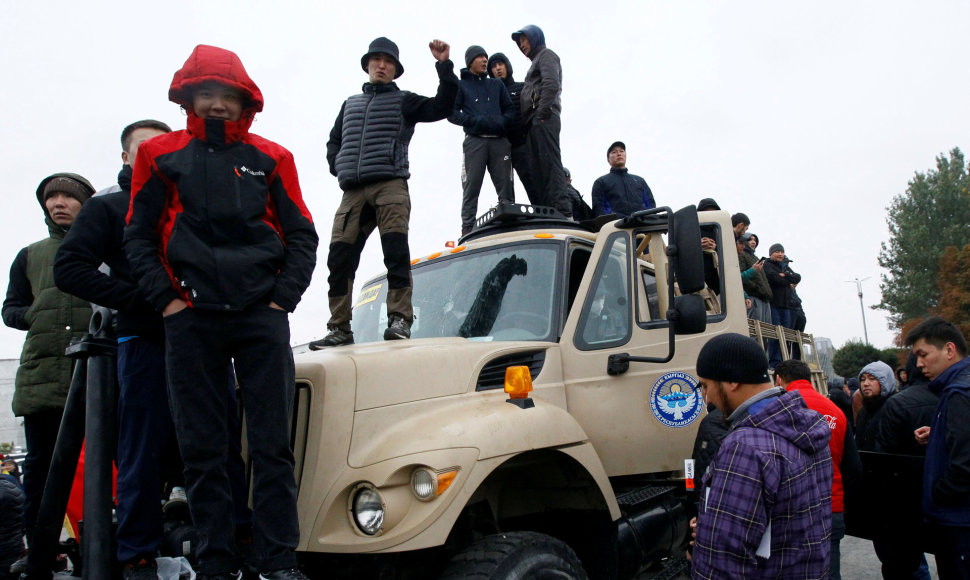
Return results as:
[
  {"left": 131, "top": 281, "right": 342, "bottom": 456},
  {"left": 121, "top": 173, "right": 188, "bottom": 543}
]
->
[{"left": 476, "top": 350, "right": 545, "bottom": 391}]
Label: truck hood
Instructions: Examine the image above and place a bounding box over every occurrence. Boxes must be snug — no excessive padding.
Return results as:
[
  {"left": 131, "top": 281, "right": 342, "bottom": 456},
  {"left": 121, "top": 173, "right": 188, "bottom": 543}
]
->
[{"left": 315, "top": 338, "right": 552, "bottom": 411}]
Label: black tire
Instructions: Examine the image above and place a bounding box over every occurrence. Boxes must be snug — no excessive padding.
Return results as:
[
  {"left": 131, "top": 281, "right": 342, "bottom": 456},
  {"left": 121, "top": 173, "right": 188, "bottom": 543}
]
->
[{"left": 440, "top": 531, "right": 588, "bottom": 580}]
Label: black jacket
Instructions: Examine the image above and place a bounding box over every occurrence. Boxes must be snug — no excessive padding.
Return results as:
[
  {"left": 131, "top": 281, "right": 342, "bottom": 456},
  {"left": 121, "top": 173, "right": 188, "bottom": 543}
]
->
[
  {"left": 327, "top": 60, "right": 459, "bottom": 190},
  {"left": 487, "top": 53, "right": 526, "bottom": 147},
  {"left": 874, "top": 379, "right": 938, "bottom": 455},
  {"left": 449, "top": 68, "right": 515, "bottom": 137},
  {"left": 763, "top": 258, "right": 802, "bottom": 308},
  {"left": 54, "top": 166, "right": 164, "bottom": 344},
  {"left": 591, "top": 168, "right": 655, "bottom": 218},
  {"left": 855, "top": 395, "right": 889, "bottom": 452}
]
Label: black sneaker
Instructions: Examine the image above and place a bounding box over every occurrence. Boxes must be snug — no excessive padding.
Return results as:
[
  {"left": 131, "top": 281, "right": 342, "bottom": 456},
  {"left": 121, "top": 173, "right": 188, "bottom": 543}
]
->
[
  {"left": 122, "top": 557, "right": 158, "bottom": 580},
  {"left": 258, "top": 568, "right": 308, "bottom": 580},
  {"left": 308, "top": 327, "right": 354, "bottom": 349},
  {"left": 384, "top": 315, "right": 411, "bottom": 340}
]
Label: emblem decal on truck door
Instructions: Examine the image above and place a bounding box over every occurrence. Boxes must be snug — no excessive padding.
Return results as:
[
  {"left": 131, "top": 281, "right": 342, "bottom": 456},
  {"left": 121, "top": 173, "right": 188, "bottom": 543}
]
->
[{"left": 649, "top": 372, "right": 702, "bottom": 427}]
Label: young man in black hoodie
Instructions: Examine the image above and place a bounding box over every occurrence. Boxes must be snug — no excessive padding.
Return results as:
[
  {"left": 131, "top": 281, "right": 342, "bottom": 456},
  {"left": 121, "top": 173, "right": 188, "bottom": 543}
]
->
[
  {"left": 488, "top": 52, "right": 536, "bottom": 204},
  {"left": 449, "top": 45, "right": 515, "bottom": 235},
  {"left": 54, "top": 120, "right": 178, "bottom": 579}
]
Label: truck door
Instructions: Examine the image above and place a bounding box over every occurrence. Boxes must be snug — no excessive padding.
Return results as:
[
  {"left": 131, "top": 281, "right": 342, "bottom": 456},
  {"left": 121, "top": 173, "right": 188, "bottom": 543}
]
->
[{"left": 558, "top": 222, "right": 729, "bottom": 478}]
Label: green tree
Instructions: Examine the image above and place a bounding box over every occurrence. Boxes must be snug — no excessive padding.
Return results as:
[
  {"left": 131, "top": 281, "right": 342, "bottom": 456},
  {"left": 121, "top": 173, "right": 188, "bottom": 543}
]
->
[
  {"left": 832, "top": 340, "right": 896, "bottom": 379},
  {"left": 877, "top": 148, "right": 970, "bottom": 328}
]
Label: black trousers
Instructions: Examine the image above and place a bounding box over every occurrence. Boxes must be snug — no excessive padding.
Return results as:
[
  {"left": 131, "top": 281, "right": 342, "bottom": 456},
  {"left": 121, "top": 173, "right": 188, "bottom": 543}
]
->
[
  {"left": 164, "top": 305, "right": 299, "bottom": 574},
  {"left": 523, "top": 116, "right": 572, "bottom": 218},
  {"left": 22, "top": 408, "right": 63, "bottom": 543}
]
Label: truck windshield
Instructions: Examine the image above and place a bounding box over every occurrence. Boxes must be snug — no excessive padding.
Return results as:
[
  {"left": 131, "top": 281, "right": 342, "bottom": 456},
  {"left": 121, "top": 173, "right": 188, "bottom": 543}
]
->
[{"left": 351, "top": 242, "right": 561, "bottom": 344}]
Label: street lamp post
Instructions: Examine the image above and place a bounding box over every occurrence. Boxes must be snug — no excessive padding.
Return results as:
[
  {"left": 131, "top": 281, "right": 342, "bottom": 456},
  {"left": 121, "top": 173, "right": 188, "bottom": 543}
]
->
[{"left": 846, "top": 277, "right": 871, "bottom": 345}]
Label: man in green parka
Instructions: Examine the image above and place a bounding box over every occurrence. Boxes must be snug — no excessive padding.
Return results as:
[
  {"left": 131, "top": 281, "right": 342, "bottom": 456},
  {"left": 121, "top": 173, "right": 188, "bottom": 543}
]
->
[{"left": 2, "top": 172, "right": 94, "bottom": 546}]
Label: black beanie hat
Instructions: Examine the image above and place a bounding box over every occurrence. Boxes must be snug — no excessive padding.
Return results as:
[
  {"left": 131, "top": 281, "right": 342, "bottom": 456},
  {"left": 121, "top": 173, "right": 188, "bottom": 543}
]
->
[
  {"left": 696, "top": 333, "right": 770, "bottom": 384},
  {"left": 769, "top": 243, "right": 785, "bottom": 255},
  {"left": 465, "top": 45, "right": 487, "bottom": 68},
  {"left": 361, "top": 37, "right": 404, "bottom": 78}
]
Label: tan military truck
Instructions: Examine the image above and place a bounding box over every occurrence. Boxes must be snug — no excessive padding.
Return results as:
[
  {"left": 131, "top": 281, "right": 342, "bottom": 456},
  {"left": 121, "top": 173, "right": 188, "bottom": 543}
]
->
[{"left": 291, "top": 204, "right": 748, "bottom": 579}]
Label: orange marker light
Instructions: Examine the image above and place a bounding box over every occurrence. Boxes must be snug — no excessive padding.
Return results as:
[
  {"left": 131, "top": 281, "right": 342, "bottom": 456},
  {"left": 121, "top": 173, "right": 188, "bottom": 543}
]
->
[
  {"left": 410, "top": 259, "right": 420, "bottom": 265},
  {"left": 450, "top": 245, "right": 466, "bottom": 254},
  {"left": 428, "top": 252, "right": 442, "bottom": 260},
  {"left": 534, "top": 233, "right": 554, "bottom": 239},
  {"left": 436, "top": 470, "right": 457, "bottom": 496},
  {"left": 445, "top": 241, "right": 456, "bottom": 248},
  {"left": 504, "top": 366, "right": 533, "bottom": 399}
]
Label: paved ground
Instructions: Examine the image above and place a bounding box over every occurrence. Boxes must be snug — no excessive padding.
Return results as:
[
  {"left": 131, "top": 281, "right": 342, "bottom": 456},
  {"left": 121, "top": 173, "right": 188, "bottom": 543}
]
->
[{"left": 638, "top": 535, "right": 939, "bottom": 579}]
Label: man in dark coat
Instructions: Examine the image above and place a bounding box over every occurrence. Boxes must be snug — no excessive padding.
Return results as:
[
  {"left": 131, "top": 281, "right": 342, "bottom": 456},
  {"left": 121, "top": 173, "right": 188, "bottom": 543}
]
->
[
  {"left": 906, "top": 317, "right": 970, "bottom": 579},
  {"left": 313, "top": 37, "right": 458, "bottom": 347},
  {"left": 488, "top": 52, "right": 532, "bottom": 202},
  {"left": 511, "top": 25, "right": 572, "bottom": 218},
  {"left": 591, "top": 141, "right": 655, "bottom": 218},
  {"left": 763, "top": 243, "right": 801, "bottom": 367},
  {"left": 449, "top": 45, "right": 515, "bottom": 235}
]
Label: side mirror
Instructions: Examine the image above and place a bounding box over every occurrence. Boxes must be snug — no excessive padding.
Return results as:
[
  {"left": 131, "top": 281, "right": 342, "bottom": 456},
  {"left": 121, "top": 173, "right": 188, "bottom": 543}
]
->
[
  {"left": 670, "top": 205, "right": 704, "bottom": 294},
  {"left": 670, "top": 294, "right": 707, "bottom": 335}
]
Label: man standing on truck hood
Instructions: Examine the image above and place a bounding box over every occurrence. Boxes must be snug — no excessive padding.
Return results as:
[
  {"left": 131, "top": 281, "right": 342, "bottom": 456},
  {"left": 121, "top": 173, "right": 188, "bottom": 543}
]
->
[
  {"left": 691, "top": 333, "right": 831, "bottom": 579},
  {"left": 591, "top": 141, "right": 655, "bottom": 218},
  {"left": 311, "top": 37, "right": 458, "bottom": 348},
  {"left": 511, "top": 25, "right": 572, "bottom": 219}
]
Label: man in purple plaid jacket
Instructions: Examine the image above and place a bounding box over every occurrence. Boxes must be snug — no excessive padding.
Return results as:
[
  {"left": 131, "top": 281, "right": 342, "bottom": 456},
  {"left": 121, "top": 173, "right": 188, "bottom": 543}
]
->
[{"left": 691, "top": 333, "right": 832, "bottom": 579}]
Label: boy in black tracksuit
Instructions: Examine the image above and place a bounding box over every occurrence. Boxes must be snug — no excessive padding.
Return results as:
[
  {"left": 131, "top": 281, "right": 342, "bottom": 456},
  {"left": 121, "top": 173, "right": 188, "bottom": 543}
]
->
[{"left": 125, "top": 46, "right": 318, "bottom": 580}]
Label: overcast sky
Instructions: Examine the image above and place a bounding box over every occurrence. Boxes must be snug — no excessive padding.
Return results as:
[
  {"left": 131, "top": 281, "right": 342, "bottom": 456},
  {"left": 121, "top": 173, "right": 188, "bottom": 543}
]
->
[{"left": 0, "top": 0, "right": 966, "bottom": 359}]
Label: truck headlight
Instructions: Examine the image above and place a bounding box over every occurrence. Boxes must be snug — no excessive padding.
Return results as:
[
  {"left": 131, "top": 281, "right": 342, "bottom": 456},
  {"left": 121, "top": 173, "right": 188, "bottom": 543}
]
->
[{"left": 351, "top": 484, "right": 384, "bottom": 535}]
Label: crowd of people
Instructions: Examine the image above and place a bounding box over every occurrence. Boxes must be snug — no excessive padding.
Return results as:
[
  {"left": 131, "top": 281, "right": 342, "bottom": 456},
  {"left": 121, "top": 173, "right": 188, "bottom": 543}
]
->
[
  {"left": 690, "top": 317, "right": 970, "bottom": 579},
  {"left": 3, "top": 24, "right": 967, "bottom": 580}
]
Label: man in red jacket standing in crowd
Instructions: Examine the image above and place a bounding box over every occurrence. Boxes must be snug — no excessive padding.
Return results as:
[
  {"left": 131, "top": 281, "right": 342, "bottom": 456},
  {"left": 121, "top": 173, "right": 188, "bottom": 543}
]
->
[
  {"left": 126, "top": 45, "right": 318, "bottom": 580},
  {"left": 774, "top": 360, "right": 862, "bottom": 580}
]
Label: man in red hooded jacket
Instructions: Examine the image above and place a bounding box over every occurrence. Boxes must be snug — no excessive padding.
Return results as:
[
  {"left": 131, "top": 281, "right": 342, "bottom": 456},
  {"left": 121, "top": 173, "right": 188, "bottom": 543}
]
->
[
  {"left": 774, "top": 360, "right": 862, "bottom": 580},
  {"left": 125, "top": 45, "right": 318, "bottom": 580}
]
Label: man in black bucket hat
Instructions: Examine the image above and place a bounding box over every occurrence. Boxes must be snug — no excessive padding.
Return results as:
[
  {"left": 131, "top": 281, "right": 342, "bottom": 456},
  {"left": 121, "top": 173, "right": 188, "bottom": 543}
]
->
[{"left": 312, "top": 37, "right": 458, "bottom": 349}]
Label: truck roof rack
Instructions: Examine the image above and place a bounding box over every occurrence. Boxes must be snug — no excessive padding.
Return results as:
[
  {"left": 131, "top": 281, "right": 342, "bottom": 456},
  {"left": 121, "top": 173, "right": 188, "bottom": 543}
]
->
[{"left": 459, "top": 203, "right": 608, "bottom": 243}]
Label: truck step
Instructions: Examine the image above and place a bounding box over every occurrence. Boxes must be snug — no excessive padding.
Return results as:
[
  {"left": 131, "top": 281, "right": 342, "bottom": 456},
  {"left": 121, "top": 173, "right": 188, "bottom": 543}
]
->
[{"left": 615, "top": 485, "right": 677, "bottom": 512}]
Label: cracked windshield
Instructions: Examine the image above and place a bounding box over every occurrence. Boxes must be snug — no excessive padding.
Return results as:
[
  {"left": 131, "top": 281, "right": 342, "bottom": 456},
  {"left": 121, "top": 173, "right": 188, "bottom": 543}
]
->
[{"left": 351, "top": 243, "right": 560, "bottom": 343}]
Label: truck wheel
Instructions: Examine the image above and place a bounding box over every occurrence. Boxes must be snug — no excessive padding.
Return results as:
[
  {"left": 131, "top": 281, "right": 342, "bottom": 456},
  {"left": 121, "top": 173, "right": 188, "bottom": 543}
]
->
[{"left": 440, "top": 531, "right": 588, "bottom": 580}]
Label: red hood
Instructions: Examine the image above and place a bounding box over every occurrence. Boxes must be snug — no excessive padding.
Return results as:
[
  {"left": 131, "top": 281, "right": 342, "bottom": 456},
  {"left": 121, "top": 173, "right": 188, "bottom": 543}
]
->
[{"left": 169, "top": 45, "right": 264, "bottom": 114}]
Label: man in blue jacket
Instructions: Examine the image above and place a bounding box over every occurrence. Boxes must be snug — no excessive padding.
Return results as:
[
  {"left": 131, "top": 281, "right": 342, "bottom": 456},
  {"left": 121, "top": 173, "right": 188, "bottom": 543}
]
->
[
  {"left": 450, "top": 45, "right": 515, "bottom": 236},
  {"left": 591, "top": 141, "right": 655, "bottom": 217},
  {"left": 906, "top": 317, "right": 970, "bottom": 579}
]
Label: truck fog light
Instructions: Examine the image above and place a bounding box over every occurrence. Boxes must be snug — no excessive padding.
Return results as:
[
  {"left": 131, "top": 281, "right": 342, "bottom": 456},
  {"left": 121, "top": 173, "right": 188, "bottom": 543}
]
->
[
  {"left": 411, "top": 469, "right": 437, "bottom": 501},
  {"left": 352, "top": 485, "right": 384, "bottom": 535},
  {"left": 411, "top": 468, "right": 459, "bottom": 501}
]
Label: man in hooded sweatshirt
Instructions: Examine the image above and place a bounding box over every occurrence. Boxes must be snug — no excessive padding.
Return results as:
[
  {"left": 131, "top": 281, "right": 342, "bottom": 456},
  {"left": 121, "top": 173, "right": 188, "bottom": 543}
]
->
[
  {"left": 125, "top": 45, "right": 318, "bottom": 580},
  {"left": 2, "top": 172, "right": 94, "bottom": 554},
  {"left": 774, "top": 360, "right": 861, "bottom": 580},
  {"left": 449, "top": 45, "right": 515, "bottom": 236},
  {"left": 855, "top": 360, "right": 896, "bottom": 452},
  {"left": 511, "top": 25, "right": 572, "bottom": 218},
  {"left": 312, "top": 37, "right": 458, "bottom": 348},
  {"left": 690, "top": 333, "right": 831, "bottom": 579},
  {"left": 488, "top": 52, "right": 533, "bottom": 202},
  {"left": 906, "top": 317, "right": 970, "bottom": 579}
]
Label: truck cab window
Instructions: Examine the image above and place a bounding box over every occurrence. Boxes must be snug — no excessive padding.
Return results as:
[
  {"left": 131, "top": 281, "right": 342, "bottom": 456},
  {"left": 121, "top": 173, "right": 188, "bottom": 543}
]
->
[{"left": 576, "top": 233, "right": 631, "bottom": 349}]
